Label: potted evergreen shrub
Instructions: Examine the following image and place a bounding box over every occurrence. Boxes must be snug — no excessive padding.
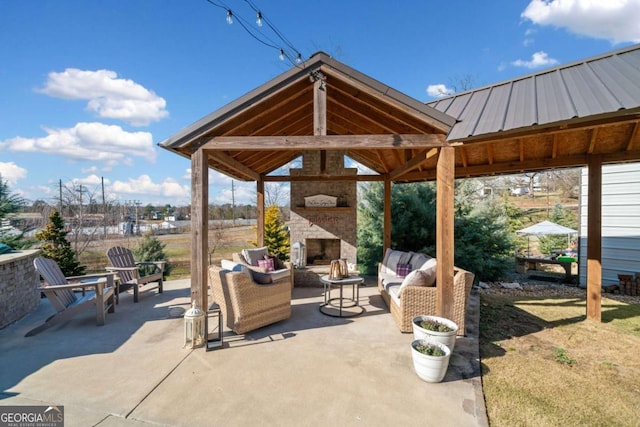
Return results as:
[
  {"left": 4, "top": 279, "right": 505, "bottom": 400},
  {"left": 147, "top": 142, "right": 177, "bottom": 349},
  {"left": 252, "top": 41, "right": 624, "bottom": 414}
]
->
[
  {"left": 410, "top": 339, "right": 451, "bottom": 383},
  {"left": 412, "top": 315, "right": 458, "bottom": 351}
]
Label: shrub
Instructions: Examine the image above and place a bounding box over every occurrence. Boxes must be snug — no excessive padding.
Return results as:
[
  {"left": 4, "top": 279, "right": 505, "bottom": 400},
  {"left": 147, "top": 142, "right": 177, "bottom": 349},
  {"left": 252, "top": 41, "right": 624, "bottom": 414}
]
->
[
  {"left": 263, "top": 205, "right": 290, "bottom": 261},
  {"left": 133, "top": 232, "right": 171, "bottom": 276}
]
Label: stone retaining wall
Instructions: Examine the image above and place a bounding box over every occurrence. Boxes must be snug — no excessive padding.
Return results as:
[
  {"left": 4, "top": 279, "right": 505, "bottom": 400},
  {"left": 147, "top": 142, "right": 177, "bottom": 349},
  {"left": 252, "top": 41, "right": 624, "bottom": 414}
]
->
[{"left": 0, "top": 250, "right": 40, "bottom": 328}]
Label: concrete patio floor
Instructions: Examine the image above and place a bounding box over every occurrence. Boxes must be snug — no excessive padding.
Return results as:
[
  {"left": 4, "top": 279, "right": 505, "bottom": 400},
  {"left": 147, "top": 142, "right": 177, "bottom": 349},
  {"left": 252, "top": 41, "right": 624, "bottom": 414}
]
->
[{"left": 0, "top": 278, "right": 488, "bottom": 427}]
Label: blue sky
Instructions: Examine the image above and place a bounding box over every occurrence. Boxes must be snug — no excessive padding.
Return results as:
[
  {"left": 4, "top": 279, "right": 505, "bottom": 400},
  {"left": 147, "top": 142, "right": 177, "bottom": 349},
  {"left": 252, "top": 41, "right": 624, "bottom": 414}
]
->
[{"left": 1, "top": 0, "right": 639, "bottom": 208}]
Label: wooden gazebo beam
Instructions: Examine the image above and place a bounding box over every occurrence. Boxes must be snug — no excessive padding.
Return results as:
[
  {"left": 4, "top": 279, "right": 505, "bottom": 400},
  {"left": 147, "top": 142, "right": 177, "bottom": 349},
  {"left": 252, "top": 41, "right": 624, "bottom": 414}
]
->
[{"left": 199, "top": 134, "right": 447, "bottom": 150}]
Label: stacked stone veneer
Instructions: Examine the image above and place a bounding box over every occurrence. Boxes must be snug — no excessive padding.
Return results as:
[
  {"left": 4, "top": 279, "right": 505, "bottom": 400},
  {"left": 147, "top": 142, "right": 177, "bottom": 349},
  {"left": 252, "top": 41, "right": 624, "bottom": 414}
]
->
[
  {"left": 0, "top": 250, "right": 40, "bottom": 329},
  {"left": 290, "top": 151, "right": 357, "bottom": 286}
]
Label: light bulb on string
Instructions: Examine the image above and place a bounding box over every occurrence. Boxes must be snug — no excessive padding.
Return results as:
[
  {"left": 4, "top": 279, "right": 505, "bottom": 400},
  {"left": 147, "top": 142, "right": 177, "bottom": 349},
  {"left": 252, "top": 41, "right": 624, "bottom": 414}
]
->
[
  {"left": 256, "top": 11, "right": 263, "bottom": 27},
  {"left": 226, "top": 10, "right": 233, "bottom": 25},
  {"left": 296, "top": 53, "right": 302, "bottom": 64},
  {"left": 279, "top": 49, "right": 285, "bottom": 61}
]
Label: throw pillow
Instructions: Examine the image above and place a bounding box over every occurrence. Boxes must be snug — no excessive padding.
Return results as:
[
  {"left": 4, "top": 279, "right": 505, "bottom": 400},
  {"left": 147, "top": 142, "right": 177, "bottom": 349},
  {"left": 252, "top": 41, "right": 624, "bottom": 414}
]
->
[
  {"left": 396, "top": 263, "right": 412, "bottom": 278},
  {"left": 257, "top": 258, "right": 275, "bottom": 272},
  {"left": 264, "top": 254, "right": 285, "bottom": 270},
  {"left": 221, "top": 259, "right": 245, "bottom": 272},
  {"left": 398, "top": 270, "right": 437, "bottom": 297},
  {"left": 418, "top": 258, "right": 437, "bottom": 287}
]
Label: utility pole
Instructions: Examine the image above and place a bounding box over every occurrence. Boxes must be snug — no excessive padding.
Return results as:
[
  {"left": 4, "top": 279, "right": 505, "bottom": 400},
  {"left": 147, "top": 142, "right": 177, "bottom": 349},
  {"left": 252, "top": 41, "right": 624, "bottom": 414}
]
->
[
  {"left": 59, "top": 179, "right": 63, "bottom": 215},
  {"left": 231, "top": 180, "right": 236, "bottom": 226},
  {"left": 76, "top": 184, "right": 84, "bottom": 227},
  {"left": 101, "top": 176, "right": 107, "bottom": 239},
  {"left": 134, "top": 200, "right": 141, "bottom": 234}
]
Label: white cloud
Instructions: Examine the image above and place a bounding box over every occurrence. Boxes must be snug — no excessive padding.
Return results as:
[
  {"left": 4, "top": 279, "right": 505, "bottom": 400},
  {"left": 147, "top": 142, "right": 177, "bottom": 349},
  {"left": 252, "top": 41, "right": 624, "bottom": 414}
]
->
[
  {"left": 511, "top": 51, "right": 559, "bottom": 69},
  {"left": 0, "top": 122, "right": 156, "bottom": 167},
  {"left": 214, "top": 184, "right": 255, "bottom": 205},
  {"left": 426, "top": 84, "right": 454, "bottom": 98},
  {"left": 38, "top": 68, "right": 169, "bottom": 126},
  {"left": 110, "top": 175, "right": 190, "bottom": 199},
  {"left": 0, "top": 162, "right": 28, "bottom": 186},
  {"left": 522, "top": 0, "right": 640, "bottom": 44},
  {"left": 71, "top": 174, "right": 106, "bottom": 186}
]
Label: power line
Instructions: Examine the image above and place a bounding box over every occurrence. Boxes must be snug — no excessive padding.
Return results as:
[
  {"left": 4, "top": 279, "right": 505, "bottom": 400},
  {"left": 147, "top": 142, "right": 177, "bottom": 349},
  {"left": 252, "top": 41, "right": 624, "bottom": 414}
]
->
[{"left": 204, "top": 0, "right": 303, "bottom": 66}]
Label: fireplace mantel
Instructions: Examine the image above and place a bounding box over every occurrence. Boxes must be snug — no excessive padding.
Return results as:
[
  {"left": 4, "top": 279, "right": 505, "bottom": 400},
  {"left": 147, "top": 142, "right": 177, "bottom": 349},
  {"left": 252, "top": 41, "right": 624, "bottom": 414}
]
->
[{"left": 292, "top": 207, "right": 353, "bottom": 213}]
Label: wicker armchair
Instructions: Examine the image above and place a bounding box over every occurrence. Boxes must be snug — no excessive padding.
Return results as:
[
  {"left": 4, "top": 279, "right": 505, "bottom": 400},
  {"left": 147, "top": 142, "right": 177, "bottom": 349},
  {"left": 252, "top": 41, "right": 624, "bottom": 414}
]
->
[
  {"left": 208, "top": 265, "right": 291, "bottom": 335},
  {"left": 378, "top": 265, "right": 474, "bottom": 336}
]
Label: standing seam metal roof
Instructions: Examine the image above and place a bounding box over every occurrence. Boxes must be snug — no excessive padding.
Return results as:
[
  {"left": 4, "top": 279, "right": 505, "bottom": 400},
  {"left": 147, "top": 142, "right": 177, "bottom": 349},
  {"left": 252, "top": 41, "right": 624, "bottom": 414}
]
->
[{"left": 427, "top": 43, "right": 640, "bottom": 142}]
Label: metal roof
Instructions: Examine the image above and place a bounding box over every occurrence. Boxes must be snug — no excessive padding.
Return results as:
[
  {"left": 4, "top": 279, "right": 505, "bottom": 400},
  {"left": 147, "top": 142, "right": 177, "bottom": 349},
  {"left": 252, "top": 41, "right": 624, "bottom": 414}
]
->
[{"left": 428, "top": 43, "right": 640, "bottom": 142}]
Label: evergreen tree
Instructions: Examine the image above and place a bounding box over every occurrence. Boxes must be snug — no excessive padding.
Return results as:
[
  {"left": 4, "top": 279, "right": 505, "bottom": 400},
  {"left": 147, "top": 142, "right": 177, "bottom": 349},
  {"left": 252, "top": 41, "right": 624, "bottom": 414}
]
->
[
  {"left": 263, "top": 205, "right": 289, "bottom": 261},
  {"left": 133, "top": 232, "right": 171, "bottom": 276},
  {"left": 357, "top": 180, "right": 514, "bottom": 281},
  {"left": 35, "top": 210, "right": 85, "bottom": 276},
  {"left": 0, "top": 174, "right": 34, "bottom": 249}
]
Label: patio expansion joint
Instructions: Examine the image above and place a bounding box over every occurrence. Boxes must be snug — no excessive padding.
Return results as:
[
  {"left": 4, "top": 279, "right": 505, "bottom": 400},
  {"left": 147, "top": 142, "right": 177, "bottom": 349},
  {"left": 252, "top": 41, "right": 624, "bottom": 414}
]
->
[{"left": 123, "top": 349, "right": 194, "bottom": 420}]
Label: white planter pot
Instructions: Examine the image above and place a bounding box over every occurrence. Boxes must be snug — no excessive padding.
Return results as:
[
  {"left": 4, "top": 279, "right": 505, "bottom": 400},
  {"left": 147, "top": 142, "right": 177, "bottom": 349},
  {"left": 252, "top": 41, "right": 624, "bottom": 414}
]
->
[
  {"left": 411, "top": 339, "right": 451, "bottom": 383},
  {"left": 412, "top": 315, "right": 458, "bottom": 352}
]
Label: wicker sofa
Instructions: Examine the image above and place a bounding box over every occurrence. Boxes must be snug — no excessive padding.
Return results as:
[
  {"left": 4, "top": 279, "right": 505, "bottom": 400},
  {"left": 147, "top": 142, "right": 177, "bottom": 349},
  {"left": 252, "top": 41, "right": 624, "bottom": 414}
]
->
[
  {"left": 377, "top": 249, "right": 475, "bottom": 335},
  {"left": 208, "top": 264, "right": 291, "bottom": 334}
]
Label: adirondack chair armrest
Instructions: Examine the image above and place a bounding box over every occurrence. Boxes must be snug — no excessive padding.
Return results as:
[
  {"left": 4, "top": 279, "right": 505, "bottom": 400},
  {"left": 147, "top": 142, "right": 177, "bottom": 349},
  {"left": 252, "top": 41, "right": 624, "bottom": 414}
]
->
[
  {"left": 66, "top": 272, "right": 115, "bottom": 286},
  {"left": 135, "top": 261, "right": 166, "bottom": 272},
  {"left": 106, "top": 266, "right": 140, "bottom": 272},
  {"left": 37, "top": 277, "right": 110, "bottom": 294}
]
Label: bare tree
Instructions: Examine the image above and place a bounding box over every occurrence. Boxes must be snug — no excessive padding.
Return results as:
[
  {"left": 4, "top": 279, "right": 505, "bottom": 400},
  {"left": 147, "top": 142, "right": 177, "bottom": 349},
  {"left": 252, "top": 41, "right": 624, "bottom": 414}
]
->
[
  {"left": 58, "top": 182, "right": 100, "bottom": 256},
  {"left": 549, "top": 168, "right": 581, "bottom": 199},
  {"left": 448, "top": 73, "right": 477, "bottom": 93},
  {"left": 265, "top": 182, "right": 289, "bottom": 207},
  {"left": 523, "top": 172, "right": 539, "bottom": 197}
]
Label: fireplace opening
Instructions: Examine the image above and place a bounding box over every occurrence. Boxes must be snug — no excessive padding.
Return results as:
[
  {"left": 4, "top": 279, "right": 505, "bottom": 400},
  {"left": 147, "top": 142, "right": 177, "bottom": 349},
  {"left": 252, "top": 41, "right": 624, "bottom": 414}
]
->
[{"left": 306, "top": 238, "right": 340, "bottom": 265}]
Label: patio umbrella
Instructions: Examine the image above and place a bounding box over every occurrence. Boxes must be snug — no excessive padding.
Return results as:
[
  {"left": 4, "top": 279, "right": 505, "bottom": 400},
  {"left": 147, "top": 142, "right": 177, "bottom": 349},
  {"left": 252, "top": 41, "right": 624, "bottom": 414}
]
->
[{"left": 516, "top": 220, "right": 577, "bottom": 255}]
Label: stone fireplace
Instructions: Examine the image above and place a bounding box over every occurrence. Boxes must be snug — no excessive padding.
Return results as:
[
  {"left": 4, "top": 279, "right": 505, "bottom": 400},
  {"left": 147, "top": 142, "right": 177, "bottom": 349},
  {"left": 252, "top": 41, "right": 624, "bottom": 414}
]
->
[
  {"left": 289, "top": 150, "right": 357, "bottom": 285},
  {"left": 306, "top": 238, "right": 340, "bottom": 265}
]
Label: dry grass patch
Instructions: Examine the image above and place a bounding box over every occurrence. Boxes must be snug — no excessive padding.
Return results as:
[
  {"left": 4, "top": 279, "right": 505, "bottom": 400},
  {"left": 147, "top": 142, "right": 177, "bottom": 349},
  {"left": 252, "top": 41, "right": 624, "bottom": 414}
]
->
[
  {"left": 480, "top": 287, "right": 640, "bottom": 427},
  {"left": 79, "top": 226, "right": 257, "bottom": 279}
]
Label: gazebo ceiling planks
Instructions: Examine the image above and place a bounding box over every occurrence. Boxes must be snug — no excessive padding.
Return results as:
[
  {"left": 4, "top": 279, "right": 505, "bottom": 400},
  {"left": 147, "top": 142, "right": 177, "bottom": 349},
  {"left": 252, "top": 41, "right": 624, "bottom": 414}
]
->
[{"left": 161, "top": 52, "right": 455, "bottom": 182}]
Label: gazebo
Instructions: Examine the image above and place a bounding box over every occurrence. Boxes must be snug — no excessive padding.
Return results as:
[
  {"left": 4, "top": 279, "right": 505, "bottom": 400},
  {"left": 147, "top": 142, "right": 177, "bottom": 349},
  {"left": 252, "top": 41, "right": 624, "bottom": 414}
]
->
[{"left": 161, "top": 44, "right": 640, "bottom": 323}]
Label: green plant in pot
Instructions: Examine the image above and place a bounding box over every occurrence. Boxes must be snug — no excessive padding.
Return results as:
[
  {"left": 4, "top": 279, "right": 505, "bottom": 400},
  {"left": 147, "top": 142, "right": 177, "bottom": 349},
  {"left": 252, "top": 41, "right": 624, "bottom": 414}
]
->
[
  {"left": 410, "top": 339, "right": 451, "bottom": 382},
  {"left": 412, "top": 315, "right": 458, "bottom": 351}
]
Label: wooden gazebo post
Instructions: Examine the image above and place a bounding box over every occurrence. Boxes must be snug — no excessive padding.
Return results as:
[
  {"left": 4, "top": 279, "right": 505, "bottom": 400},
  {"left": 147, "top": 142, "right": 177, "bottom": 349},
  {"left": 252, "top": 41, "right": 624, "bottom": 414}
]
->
[
  {"left": 436, "top": 146, "right": 455, "bottom": 320},
  {"left": 383, "top": 179, "right": 392, "bottom": 255},
  {"left": 191, "top": 147, "right": 209, "bottom": 312},
  {"left": 586, "top": 155, "right": 603, "bottom": 321},
  {"left": 256, "top": 178, "right": 264, "bottom": 247}
]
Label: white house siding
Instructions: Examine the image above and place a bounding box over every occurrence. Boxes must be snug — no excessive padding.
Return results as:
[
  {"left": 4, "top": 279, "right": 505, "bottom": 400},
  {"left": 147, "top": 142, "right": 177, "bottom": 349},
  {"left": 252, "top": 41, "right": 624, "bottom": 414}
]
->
[{"left": 579, "top": 162, "right": 640, "bottom": 287}]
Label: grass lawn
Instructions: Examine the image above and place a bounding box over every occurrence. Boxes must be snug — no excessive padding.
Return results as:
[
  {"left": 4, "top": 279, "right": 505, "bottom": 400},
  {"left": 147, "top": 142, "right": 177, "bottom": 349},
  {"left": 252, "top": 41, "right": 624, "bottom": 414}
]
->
[{"left": 479, "top": 286, "right": 640, "bottom": 426}]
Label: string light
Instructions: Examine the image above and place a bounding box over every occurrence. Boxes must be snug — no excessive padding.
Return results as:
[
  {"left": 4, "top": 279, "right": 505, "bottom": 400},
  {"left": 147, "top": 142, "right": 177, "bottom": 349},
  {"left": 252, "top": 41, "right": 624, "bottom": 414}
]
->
[{"left": 205, "top": 0, "right": 303, "bottom": 66}]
